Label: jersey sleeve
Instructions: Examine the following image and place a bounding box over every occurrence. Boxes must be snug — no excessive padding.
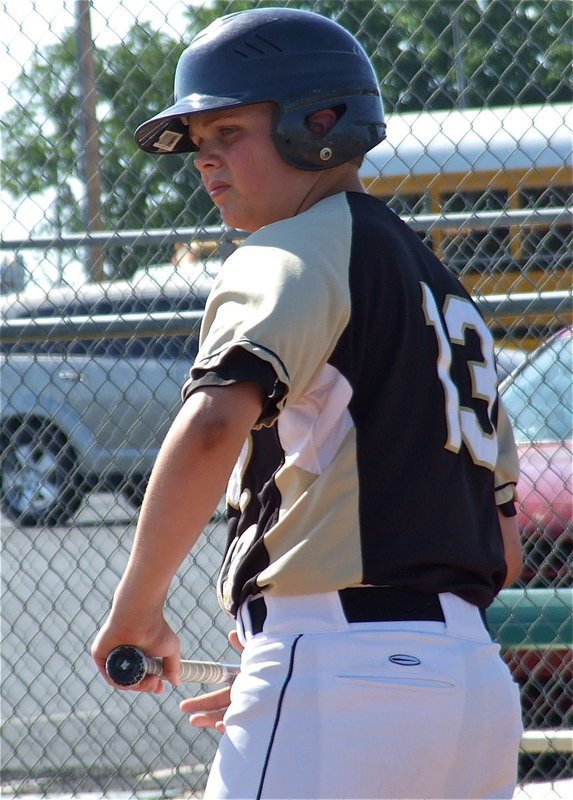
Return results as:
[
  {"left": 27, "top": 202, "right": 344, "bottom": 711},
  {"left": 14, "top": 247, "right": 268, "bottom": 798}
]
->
[
  {"left": 182, "top": 197, "right": 353, "bottom": 425},
  {"left": 494, "top": 398, "right": 520, "bottom": 509}
]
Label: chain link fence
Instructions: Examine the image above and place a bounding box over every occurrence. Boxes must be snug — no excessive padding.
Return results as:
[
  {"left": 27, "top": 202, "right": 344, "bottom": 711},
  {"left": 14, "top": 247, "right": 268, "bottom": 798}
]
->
[{"left": 1, "top": 1, "right": 571, "bottom": 798}]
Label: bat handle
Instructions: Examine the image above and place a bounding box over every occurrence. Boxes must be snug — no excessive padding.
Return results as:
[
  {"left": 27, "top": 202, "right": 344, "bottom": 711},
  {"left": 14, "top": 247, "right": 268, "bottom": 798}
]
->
[
  {"left": 105, "top": 645, "right": 240, "bottom": 686},
  {"left": 179, "top": 659, "right": 239, "bottom": 685},
  {"left": 105, "top": 645, "right": 160, "bottom": 686},
  {"left": 140, "top": 654, "right": 164, "bottom": 678}
]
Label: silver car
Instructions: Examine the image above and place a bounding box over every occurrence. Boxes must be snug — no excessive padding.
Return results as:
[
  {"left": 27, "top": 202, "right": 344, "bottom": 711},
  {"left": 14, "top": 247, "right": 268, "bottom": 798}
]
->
[{"left": 0, "top": 275, "right": 206, "bottom": 525}]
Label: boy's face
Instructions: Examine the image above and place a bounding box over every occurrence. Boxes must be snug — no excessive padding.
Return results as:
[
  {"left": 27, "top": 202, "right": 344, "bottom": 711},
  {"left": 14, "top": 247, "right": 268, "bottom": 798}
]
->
[{"left": 188, "top": 102, "right": 325, "bottom": 232}]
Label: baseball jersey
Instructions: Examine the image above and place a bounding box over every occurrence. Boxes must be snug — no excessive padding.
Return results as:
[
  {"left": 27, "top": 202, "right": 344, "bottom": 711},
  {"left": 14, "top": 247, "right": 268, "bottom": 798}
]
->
[{"left": 182, "top": 192, "right": 519, "bottom": 616}]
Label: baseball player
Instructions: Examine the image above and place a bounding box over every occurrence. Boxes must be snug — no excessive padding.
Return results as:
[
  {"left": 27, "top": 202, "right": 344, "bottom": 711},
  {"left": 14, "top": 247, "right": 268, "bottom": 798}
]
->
[{"left": 92, "top": 8, "right": 523, "bottom": 799}]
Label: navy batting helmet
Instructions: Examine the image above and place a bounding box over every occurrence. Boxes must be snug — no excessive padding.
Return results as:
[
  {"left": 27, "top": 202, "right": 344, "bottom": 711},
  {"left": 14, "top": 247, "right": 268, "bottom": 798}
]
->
[{"left": 135, "top": 7, "right": 386, "bottom": 170}]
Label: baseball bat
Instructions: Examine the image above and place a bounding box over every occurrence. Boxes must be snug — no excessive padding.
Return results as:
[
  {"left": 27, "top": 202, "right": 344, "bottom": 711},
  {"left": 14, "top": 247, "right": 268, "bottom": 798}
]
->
[{"left": 105, "top": 645, "right": 240, "bottom": 687}]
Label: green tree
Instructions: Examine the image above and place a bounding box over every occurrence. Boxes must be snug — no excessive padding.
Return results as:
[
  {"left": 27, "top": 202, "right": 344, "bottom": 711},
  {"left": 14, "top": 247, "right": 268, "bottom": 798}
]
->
[
  {"left": 2, "top": 0, "right": 570, "bottom": 280},
  {"left": 2, "top": 22, "right": 216, "bottom": 277},
  {"left": 187, "top": 0, "right": 571, "bottom": 110},
  {"left": 94, "top": 23, "right": 216, "bottom": 275}
]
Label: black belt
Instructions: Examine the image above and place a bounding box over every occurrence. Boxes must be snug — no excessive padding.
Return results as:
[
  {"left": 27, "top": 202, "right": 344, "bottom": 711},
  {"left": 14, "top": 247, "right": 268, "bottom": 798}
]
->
[
  {"left": 339, "top": 586, "right": 444, "bottom": 623},
  {"left": 246, "top": 587, "right": 444, "bottom": 635}
]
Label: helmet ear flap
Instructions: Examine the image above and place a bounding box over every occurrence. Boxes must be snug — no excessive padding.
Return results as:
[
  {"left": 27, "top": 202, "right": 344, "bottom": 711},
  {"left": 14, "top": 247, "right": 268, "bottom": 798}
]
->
[
  {"left": 273, "top": 110, "right": 340, "bottom": 170},
  {"left": 274, "top": 98, "right": 385, "bottom": 171},
  {"left": 305, "top": 107, "right": 342, "bottom": 138}
]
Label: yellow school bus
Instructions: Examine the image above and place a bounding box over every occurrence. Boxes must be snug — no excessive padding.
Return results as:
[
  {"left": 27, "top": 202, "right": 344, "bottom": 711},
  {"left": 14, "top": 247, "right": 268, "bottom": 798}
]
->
[{"left": 360, "top": 103, "right": 572, "bottom": 346}]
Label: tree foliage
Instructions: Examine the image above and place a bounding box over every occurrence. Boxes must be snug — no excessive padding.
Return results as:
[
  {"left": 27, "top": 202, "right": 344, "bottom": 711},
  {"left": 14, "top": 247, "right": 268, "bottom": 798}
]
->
[
  {"left": 188, "top": 0, "right": 572, "bottom": 110},
  {"left": 2, "top": 0, "right": 571, "bottom": 279}
]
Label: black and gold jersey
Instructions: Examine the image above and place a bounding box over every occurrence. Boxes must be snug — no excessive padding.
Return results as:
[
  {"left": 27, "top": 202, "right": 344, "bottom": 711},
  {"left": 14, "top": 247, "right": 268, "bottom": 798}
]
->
[{"left": 183, "top": 192, "right": 519, "bottom": 616}]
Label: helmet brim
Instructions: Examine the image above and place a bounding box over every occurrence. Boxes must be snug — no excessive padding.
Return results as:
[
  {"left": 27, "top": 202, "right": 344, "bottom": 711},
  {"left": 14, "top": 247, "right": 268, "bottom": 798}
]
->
[{"left": 135, "top": 94, "right": 243, "bottom": 154}]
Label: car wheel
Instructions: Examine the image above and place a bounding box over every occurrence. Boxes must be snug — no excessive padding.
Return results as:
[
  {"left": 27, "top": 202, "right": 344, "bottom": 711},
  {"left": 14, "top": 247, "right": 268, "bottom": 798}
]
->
[
  {"left": 121, "top": 475, "right": 149, "bottom": 509},
  {"left": 0, "top": 419, "right": 86, "bottom": 526}
]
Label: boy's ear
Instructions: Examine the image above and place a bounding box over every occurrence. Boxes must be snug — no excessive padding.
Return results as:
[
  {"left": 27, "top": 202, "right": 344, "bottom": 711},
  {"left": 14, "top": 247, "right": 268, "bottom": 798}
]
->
[{"left": 306, "top": 108, "right": 339, "bottom": 138}]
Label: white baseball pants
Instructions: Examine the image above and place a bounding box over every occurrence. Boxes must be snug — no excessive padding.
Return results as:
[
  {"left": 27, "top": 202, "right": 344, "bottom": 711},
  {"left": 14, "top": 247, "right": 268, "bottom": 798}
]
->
[{"left": 203, "top": 591, "right": 523, "bottom": 800}]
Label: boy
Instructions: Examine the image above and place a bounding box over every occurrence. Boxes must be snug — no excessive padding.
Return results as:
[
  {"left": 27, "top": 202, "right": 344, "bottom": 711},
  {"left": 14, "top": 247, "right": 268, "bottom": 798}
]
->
[{"left": 92, "top": 8, "right": 523, "bottom": 798}]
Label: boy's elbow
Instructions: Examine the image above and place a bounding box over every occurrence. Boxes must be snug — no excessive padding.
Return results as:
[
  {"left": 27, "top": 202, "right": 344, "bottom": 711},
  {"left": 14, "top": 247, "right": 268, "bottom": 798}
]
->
[
  {"left": 177, "top": 383, "right": 263, "bottom": 454},
  {"left": 195, "top": 410, "right": 237, "bottom": 452},
  {"left": 503, "top": 552, "right": 523, "bottom": 587},
  {"left": 498, "top": 511, "right": 523, "bottom": 587}
]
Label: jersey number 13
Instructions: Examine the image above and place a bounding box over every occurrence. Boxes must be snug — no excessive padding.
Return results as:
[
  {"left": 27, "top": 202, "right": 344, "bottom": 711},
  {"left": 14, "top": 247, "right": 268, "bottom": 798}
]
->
[{"left": 420, "top": 281, "right": 498, "bottom": 471}]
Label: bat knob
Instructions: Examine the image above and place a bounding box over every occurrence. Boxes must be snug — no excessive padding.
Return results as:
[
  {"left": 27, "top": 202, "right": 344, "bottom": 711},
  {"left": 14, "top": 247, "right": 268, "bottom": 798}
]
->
[{"left": 106, "top": 645, "right": 146, "bottom": 686}]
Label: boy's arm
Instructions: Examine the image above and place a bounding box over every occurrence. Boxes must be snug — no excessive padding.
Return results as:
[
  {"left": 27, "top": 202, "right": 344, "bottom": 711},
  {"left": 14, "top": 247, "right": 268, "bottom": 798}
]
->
[
  {"left": 91, "top": 381, "right": 263, "bottom": 690},
  {"left": 495, "top": 398, "right": 522, "bottom": 588},
  {"left": 498, "top": 511, "right": 522, "bottom": 587}
]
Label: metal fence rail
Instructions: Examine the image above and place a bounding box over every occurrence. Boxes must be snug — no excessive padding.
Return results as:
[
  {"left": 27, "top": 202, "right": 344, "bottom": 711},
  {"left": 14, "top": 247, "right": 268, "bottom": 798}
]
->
[
  {"left": 1, "top": 0, "right": 572, "bottom": 798},
  {"left": 0, "top": 291, "right": 571, "bottom": 345}
]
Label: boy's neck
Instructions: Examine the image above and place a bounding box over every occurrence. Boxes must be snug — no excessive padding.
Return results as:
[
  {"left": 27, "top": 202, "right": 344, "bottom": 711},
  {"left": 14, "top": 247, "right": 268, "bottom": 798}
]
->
[{"left": 295, "top": 169, "right": 365, "bottom": 217}]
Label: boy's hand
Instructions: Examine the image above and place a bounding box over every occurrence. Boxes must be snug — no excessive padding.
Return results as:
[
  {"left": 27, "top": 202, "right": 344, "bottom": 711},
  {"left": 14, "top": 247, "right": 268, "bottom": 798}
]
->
[
  {"left": 180, "top": 685, "right": 232, "bottom": 733},
  {"left": 180, "top": 630, "right": 243, "bottom": 733},
  {"left": 91, "top": 615, "right": 181, "bottom": 694}
]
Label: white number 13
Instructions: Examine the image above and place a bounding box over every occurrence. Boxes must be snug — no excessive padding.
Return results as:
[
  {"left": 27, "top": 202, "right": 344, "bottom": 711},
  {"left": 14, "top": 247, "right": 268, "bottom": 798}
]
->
[{"left": 420, "top": 282, "right": 498, "bottom": 470}]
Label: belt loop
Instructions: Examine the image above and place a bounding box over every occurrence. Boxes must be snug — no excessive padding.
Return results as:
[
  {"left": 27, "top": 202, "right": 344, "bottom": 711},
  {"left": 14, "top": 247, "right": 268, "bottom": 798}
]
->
[
  {"left": 439, "top": 593, "right": 491, "bottom": 641},
  {"left": 247, "top": 595, "right": 267, "bottom": 635},
  {"left": 236, "top": 602, "right": 248, "bottom": 645}
]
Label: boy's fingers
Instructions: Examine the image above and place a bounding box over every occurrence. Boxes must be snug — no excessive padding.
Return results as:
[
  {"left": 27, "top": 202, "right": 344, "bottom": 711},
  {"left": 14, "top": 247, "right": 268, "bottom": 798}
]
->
[
  {"left": 188, "top": 711, "right": 226, "bottom": 730},
  {"left": 180, "top": 686, "right": 231, "bottom": 713},
  {"left": 161, "top": 654, "right": 182, "bottom": 687},
  {"left": 228, "top": 629, "right": 244, "bottom": 653},
  {"left": 132, "top": 675, "right": 165, "bottom": 694}
]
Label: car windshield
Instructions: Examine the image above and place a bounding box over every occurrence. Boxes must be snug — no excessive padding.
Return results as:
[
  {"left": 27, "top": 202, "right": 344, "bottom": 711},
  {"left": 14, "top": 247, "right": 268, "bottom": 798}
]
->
[{"left": 501, "top": 330, "right": 572, "bottom": 444}]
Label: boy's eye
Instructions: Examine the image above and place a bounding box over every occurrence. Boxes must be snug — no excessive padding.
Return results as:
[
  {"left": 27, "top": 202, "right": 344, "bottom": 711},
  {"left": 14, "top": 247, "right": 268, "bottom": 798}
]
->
[{"left": 188, "top": 124, "right": 239, "bottom": 148}]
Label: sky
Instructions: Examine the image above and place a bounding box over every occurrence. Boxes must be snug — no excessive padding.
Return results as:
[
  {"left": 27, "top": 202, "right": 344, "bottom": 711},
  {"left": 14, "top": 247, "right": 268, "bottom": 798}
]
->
[
  {"left": 1, "top": 0, "right": 195, "bottom": 288},
  {"left": 2, "top": 0, "right": 192, "bottom": 107}
]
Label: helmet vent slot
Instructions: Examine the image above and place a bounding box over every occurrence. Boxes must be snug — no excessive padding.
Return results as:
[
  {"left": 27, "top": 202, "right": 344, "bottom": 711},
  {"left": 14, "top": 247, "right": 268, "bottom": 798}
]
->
[{"left": 234, "top": 35, "right": 283, "bottom": 58}]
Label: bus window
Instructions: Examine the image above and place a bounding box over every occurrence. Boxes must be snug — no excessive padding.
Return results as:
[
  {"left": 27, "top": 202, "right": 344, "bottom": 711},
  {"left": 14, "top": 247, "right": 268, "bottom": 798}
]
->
[
  {"left": 385, "top": 193, "right": 431, "bottom": 245},
  {"left": 386, "top": 193, "right": 429, "bottom": 216},
  {"left": 519, "top": 185, "right": 572, "bottom": 264},
  {"left": 439, "top": 189, "right": 510, "bottom": 268}
]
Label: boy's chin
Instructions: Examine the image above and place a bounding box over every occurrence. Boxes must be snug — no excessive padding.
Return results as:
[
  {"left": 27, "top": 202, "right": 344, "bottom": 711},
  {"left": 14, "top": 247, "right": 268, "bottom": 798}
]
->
[{"left": 221, "top": 212, "right": 257, "bottom": 233}]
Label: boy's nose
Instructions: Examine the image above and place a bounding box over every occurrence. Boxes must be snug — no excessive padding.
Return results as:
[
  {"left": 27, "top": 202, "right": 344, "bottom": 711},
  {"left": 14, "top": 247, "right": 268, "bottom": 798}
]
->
[{"left": 194, "top": 146, "right": 221, "bottom": 173}]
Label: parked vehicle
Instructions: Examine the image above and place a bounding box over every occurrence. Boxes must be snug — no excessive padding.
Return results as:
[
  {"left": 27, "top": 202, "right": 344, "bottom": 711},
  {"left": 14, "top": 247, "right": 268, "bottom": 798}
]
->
[
  {"left": 500, "top": 326, "right": 572, "bottom": 588},
  {"left": 498, "top": 327, "right": 572, "bottom": 777},
  {"left": 495, "top": 345, "right": 527, "bottom": 382},
  {"left": 0, "top": 275, "right": 207, "bottom": 526}
]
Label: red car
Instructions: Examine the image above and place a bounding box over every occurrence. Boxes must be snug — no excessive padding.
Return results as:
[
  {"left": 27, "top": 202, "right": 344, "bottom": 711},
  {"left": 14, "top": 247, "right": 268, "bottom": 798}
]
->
[
  {"left": 501, "top": 326, "right": 572, "bottom": 588},
  {"left": 498, "top": 327, "right": 572, "bottom": 775}
]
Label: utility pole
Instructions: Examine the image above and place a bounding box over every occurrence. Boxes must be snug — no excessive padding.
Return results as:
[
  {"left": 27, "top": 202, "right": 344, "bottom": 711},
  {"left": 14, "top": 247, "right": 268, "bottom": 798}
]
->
[
  {"left": 452, "top": 6, "right": 467, "bottom": 109},
  {"left": 75, "top": 0, "right": 105, "bottom": 281}
]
